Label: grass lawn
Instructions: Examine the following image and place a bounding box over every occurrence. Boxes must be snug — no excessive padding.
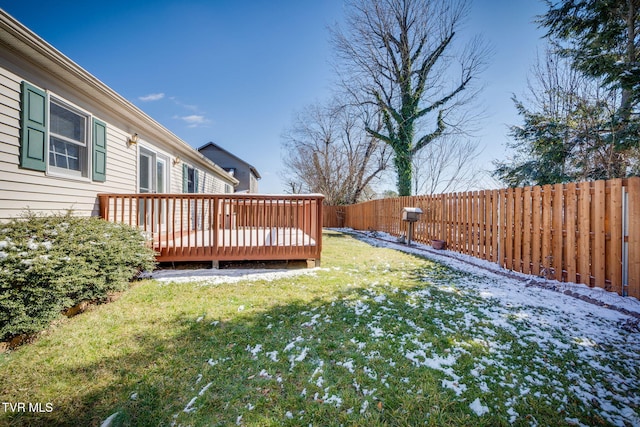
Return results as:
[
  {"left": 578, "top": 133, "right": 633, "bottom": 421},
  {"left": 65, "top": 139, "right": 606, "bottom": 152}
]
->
[{"left": 0, "top": 230, "right": 638, "bottom": 426}]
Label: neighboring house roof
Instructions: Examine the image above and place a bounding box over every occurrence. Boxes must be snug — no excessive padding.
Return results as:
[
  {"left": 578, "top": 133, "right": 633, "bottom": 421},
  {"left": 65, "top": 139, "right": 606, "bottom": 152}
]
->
[
  {"left": 0, "top": 10, "right": 238, "bottom": 187},
  {"left": 198, "top": 142, "right": 261, "bottom": 180}
]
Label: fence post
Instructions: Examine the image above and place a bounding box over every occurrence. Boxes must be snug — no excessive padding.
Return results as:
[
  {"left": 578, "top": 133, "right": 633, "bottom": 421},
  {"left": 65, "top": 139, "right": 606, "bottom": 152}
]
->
[
  {"left": 623, "top": 184, "right": 629, "bottom": 296},
  {"left": 626, "top": 177, "right": 640, "bottom": 298}
]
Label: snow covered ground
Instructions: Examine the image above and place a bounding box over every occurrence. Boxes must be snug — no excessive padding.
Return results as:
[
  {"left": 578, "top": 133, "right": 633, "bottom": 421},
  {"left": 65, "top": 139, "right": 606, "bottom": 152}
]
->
[
  {"left": 145, "top": 228, "right": 639, "bottom": 426},
  {"left": 333, "top": 228, "right": 640, "bottom": 318},
  {"left": 151, "top": 266, "right": 321, "bottom": 286}
]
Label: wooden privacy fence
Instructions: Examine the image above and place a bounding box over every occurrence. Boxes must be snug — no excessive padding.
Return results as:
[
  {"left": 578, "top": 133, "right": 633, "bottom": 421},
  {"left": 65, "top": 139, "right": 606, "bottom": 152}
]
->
[
  {"left": 99, "top": 193, "right": 323, "bottom": 265},
  {"left": 325, "top": 178, "right": 640, "bottom": 298}
]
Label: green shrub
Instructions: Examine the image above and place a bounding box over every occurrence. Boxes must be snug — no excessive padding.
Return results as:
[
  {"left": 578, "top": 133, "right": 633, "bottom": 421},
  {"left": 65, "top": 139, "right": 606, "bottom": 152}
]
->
[{"left": 0, "top": 212, "right": 156, "bottom": 342}]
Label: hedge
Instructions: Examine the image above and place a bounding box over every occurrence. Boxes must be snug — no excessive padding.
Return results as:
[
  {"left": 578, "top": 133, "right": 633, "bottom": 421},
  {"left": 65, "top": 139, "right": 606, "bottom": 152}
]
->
[{"left": 0, "top": 212, "right": 156, "bottom": 342}]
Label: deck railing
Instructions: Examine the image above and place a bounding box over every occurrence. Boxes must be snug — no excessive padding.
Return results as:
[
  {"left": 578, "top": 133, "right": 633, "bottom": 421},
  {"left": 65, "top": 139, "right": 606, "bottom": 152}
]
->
[{"left": 98, "top": 193, "right": 323, "bottom": 264}]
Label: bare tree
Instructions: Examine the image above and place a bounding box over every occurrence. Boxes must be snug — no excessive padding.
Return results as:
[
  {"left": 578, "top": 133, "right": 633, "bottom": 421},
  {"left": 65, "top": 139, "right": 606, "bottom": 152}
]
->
[
  {"left": 331, "top": 0, "right": 490, "bottom": 196},
  {"left": 412, "top": 136, "right": 483, "bottom": 194},
  {"left": 280, "top": 100, "right": 391, "bottom": 205}
]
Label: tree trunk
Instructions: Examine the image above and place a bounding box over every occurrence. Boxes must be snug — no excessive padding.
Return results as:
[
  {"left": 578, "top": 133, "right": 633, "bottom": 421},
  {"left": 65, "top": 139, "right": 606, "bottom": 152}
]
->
[{"left": 394, "top": 150, "right": 412, "bottom": 196}]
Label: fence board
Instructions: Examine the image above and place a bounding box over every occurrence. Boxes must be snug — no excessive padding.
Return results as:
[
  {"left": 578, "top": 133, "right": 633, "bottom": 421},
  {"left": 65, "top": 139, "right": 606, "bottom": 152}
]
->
[
  {"left": 608, "top": 179, "right": 623, "bottom": 294},
  {"left": 531, "top": 186, "right": 541, "bottom": 276},
  {"left": 577, "top": 182, "right": 591, "bottom": 285},
  {"left": 462, "top": 193, "right": 468, "bottom": 254},
  {"left": 491, "top": 190, "right": 499, "bottom": 263},
  {"left": 592, "top": 180, "right": 606, "bottom": 288},
  {"left": 514, "top": 187, "right": 523, "bottom": 272},
  {"left": 456, "top": 193, "right": 462, "bottom": 253},
  {"left": 628, "top": 177, "right": 640, "bottom": 298},
  {"left": 505, "top": 189, "right": 514, "bottom": 270},
  {"left": 522, "top": 187, "right": 532, "bottom": 275},
  {"left": 455, "top": 194, "right": 460, "bottom": 252},
  {"left": 483, "top": 190, "right": 491, "bottom": 260},
  {"left": 470, "top": 192, "right": 476, "bottom": 257},
  {"left": 499, "top": 189, "right": 507, "bottom": 267},
  {"left": 565, "top": 183, "right": 577, "bottom": 283},
  {"left": 541, "top": 185, "right": 552, "bottom": 279},
  {"left": 552, "top": 184, "right": 564, "bottom": 281}
]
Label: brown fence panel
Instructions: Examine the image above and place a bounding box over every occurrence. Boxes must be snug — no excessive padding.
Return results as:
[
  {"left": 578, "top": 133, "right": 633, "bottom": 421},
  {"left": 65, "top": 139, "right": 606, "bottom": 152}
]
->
[
  {"left": 323, "top": 205, "right": 345, "bottom": 228},
  {"left": 328, "top": 177, "right": 637, "bottom": 298}
]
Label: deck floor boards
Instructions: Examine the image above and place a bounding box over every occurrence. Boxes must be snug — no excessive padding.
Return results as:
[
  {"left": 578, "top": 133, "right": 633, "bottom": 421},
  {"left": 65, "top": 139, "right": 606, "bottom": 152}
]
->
[{"left": 154, "top": 227, "right": 316, "bottom": 250}]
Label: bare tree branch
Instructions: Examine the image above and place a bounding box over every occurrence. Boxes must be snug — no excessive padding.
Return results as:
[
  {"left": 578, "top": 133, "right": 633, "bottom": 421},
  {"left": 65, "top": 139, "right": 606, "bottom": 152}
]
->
[
  {"left": 331, "top": 0, "right": 490, "bottom": 195},
  {"left": 281, "top": 99, "right": 391, "bottom": 205}
]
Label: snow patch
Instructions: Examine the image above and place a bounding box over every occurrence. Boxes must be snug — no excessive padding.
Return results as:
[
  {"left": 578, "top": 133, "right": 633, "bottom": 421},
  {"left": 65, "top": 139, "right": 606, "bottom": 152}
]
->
[{"left": 469, "top": 398, "right": 489, "bottom": 416}]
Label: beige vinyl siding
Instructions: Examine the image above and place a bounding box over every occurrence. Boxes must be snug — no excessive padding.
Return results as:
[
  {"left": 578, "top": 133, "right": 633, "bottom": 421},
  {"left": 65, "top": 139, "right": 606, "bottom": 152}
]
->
[
  {"left": 201, "top": 169, "right": 228, "bottom": 193},
  {"left": 170, "top": 161, "right": 184, "bottom": 194},
  {"left": 169, "top": 163, "right": 229, "bottom": 194},
  {"left": 0, "top": 65, "right": 136, "bottom": 221}
]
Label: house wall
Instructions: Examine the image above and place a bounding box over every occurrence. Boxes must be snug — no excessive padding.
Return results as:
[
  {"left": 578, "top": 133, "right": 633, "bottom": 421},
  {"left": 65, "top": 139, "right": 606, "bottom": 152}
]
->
[
  {"left": 0, "top": 34, "right": 234, "bottom": 221},
  {"left": 0, "top": 64, "right": 134, "bottom": 220},
  {"left": 249, "top": 173, "right": 259, "bottom": 193}
]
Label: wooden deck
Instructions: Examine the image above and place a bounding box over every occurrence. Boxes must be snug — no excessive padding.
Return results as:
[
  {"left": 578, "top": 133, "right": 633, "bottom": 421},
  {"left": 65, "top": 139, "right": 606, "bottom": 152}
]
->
[{"left": 98, "top": 193, "right": 323, "bottom": 264}]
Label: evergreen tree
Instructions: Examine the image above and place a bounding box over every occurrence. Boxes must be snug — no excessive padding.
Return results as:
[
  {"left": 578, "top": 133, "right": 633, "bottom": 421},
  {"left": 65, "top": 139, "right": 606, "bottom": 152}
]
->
[
  {"left": 540, "top": 0, "right": 640, "bottom": 136},
  {"left": 494, "top": 98, "right": 574, "bottom": 187},
  {"left": 494, "top": 48, "right": 639, "bottom": 186}
]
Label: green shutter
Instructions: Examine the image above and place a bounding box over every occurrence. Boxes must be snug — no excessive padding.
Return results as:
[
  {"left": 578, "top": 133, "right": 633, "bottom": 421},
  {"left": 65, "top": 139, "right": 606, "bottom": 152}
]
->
[
  {"left": 182, "top": 163, "right": 188, "bottom": 193},
  {"left": 194, "top": 169, "right": 199, "bottom": 193},
  {"left": 92, "top": 119, "right": 107, "bottom": 182},
  {"left": 20, "top": 81, "right": 47, "bottom": 171}
]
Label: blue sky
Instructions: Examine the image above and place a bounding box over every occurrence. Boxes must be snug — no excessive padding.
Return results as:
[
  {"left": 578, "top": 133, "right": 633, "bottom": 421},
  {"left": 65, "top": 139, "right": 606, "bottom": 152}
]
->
[{"left": 1, "top": 0, "right": 548, "bottom": 194}]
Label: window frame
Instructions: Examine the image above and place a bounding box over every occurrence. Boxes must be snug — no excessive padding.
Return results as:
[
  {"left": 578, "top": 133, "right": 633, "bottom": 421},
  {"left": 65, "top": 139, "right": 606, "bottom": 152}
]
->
[
  {"left": 138, "top": 145, "right": 170, "bottom": 194},
  {"left": 187, "top": 165, "right": 196, "bottom": 193},
  {"left": 182, "top": 164, "right": 199, "bottom": 194},
  {"left": 46, "top": 94, "right": 93, "bottom": 181}
]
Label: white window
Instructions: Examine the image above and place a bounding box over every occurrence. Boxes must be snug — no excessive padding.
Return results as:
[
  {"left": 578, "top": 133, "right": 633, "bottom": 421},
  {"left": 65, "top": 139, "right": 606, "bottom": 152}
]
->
[
  {"left": 182, "top": 164, "right": 199, "bottom": 193},
  {"left": 48, "top": 99, "right": 89, "bottom": 178},
  {"left": 20, "top": 82, "right": 107, "bottom": 181},
  {"left": 139, "top": 147, "right": 169, "bottom": 193},
  {"left": 187, "top": 166, "right": 197, "bottom": 193},
  {"left": 138, "top": 147, "right": 169, "bottom": 227}
]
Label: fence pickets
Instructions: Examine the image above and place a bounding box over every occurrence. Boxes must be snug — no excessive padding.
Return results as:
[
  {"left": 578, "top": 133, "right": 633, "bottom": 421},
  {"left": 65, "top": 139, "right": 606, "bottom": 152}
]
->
[{"left": 323, "top": 177, "right": 640, "bottom": 299}]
